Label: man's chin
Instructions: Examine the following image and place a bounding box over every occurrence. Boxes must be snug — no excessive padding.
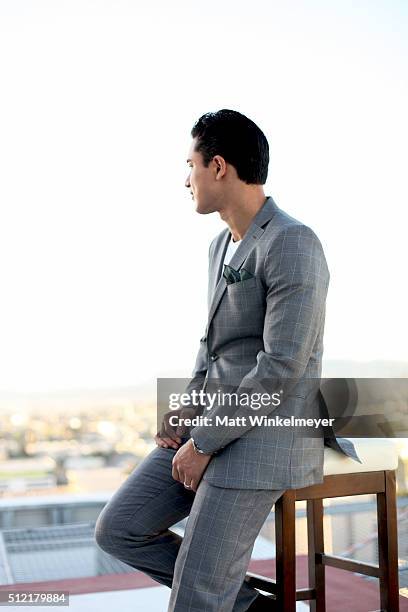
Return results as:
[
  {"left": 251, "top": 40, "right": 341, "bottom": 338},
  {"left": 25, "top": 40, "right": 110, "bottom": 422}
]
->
[{"left": 196, "top": 203, "right": 215, "bottom": 215}]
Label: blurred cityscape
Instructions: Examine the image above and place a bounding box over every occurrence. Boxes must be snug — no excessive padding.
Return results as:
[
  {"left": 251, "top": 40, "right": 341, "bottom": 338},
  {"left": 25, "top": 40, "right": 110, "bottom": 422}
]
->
[
  {"left": 0, "top": 387, "right": 157, "bottom": 497},
  {"left": 0, "top": 369, "right": 407, "bottom": 608}
]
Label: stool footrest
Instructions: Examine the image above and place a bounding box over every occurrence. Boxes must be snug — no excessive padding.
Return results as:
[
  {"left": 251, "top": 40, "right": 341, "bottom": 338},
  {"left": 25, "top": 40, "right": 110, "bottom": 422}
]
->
[
  {"left": 319, "top": 553, "right": 380, "bottom": 577},
  {"left": 295, "top": 588, "right": 316, "bottom": 601},
  {"left": 245, "top": 573, "right": 317, "bottom": 602},
  {"left": 245, "top": 572, "right": 276, "bottom": 595}
]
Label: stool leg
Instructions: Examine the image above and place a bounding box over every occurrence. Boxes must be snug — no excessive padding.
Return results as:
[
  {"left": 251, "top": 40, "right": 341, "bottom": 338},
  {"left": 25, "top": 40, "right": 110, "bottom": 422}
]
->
[
  {"left": 307, "top": 498, "right": 326, "bottom": 612},
  {"left": 275, "top": 490, "right": 296, "bottom": 611},
  {"left": 377, "top": 469, "right": 399, "bottom": 611}
]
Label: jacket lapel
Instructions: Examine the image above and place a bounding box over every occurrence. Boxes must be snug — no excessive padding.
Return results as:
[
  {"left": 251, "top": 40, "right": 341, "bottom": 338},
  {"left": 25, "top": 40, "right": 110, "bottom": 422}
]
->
[
  {"left": 207, "top": 196, "right": 278, "bottom": 328},
  {"left": 208, "top": 229, "right": 230, "bottom": 311}
]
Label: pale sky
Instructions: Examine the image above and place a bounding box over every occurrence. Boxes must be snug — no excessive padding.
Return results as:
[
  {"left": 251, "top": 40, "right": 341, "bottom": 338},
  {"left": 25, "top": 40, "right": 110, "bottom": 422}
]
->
[{"left": 0, "top": 0, "right": 407, "bottom": 392}]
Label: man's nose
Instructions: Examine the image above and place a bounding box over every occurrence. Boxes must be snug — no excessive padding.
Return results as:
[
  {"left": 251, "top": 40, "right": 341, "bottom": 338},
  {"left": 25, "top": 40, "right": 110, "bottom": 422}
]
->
[{"left": 185, "top": 174, "right": 190, "bottom": 189}]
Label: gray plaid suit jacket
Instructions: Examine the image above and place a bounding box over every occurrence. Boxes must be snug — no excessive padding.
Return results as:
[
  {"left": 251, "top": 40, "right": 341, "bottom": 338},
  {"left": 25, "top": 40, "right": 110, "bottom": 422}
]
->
[{"left": 188, "top": 196, "right": 361, "bottom": 489}]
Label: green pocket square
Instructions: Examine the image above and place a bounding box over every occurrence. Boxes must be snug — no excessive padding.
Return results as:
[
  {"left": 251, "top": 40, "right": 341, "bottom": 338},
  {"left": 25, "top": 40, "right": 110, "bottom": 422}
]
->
[
  {"left": 239, "top": 268, "right": 254, "bottom": 281},
  {"left": 223, "top": 265, "right": 254, "bottom": 285}
]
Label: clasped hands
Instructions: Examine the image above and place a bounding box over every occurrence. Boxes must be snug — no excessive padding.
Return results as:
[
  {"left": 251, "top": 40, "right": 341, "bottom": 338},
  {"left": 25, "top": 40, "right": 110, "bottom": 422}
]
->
[{"left": 155, "top": 407, "right": 212, "bottom": 492}]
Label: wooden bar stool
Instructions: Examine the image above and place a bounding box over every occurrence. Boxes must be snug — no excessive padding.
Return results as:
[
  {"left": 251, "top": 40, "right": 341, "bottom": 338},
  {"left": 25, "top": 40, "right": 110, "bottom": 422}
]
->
[{"left": 245, "top": 438, "right": 400, "bottom": 611}]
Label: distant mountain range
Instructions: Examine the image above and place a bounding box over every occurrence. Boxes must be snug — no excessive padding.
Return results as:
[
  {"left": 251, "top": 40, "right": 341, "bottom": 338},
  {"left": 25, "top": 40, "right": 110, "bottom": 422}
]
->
[{"left": 0, "top": 360, "right": 407, "bottom": 414}]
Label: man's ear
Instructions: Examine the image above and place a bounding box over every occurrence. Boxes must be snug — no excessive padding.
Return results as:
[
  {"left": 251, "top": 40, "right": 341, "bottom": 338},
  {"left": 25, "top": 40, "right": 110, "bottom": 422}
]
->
[{"left": 212, "top": 155, "right": 227, "bottom": 180}]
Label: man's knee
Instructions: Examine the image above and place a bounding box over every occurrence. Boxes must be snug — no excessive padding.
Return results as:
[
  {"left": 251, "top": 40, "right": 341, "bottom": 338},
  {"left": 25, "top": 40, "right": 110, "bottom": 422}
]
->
[
  {"left": 94, "top": 509, "right": 120, "bottom": 555},
  {"left": 94, "top": 506, "right": 149, "bottom": 556}
]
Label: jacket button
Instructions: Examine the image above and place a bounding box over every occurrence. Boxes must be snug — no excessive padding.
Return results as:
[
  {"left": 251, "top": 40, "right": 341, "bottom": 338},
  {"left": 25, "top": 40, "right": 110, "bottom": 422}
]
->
[{"left": 210, "top": 353, "right": 219, "bottom": 362}]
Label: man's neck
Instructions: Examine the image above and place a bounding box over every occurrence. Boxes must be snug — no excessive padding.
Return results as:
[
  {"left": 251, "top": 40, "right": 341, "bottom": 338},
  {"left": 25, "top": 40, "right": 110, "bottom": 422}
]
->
[{"left": 219, "top": 187, "right": 267, "bottom": 242}]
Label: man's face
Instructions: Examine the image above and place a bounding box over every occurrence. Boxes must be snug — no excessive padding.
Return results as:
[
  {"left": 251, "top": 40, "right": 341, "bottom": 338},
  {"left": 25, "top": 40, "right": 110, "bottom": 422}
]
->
[{"left": 185, "top": 139, "right": 220, "bottom": 214}]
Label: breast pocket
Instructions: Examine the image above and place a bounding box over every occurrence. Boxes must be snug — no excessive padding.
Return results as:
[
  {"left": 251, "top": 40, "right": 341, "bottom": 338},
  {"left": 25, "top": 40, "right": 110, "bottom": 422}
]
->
[
  {"left": 227, "top": 276, "right": 257, "bottom": 292},
  {"left": 224, "top": 276, "right": 265, "bottom": 327}
]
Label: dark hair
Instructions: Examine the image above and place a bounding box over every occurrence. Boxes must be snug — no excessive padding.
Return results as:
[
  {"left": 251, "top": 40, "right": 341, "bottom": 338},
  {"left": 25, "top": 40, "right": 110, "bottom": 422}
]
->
[{"left": 191, "top": 109, "right": 269, "bottom": 184}]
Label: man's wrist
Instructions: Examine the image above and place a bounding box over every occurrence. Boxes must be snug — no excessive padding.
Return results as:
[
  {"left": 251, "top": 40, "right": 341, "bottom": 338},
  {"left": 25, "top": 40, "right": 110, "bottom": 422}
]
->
[{"left": 191, "top": 436, "right": 213, "bottom": 456}]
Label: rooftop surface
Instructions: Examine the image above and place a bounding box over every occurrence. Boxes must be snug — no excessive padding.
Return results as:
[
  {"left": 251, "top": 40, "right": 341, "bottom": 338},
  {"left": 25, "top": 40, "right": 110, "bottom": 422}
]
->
[{"left": 1, "top": 555, "right": 408, "bottom": 611}]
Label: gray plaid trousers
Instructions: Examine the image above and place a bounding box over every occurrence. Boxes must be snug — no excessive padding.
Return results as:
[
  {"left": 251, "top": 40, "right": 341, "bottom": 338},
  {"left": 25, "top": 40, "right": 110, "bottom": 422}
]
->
[{"left": 95, "top": 442, "right": 284, "bottom": 611}]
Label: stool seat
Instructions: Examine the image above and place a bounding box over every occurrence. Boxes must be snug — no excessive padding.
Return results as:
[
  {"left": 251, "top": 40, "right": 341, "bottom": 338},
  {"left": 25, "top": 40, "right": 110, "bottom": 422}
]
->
[{"left": 324, "top": 437, "right": 399, "bottom": 476}]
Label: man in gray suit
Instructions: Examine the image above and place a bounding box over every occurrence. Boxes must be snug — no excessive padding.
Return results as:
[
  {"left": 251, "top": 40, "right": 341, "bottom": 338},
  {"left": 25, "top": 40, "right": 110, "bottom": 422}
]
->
[{"left": 95, "top": 110, "right": 360, "bottom": 611}]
